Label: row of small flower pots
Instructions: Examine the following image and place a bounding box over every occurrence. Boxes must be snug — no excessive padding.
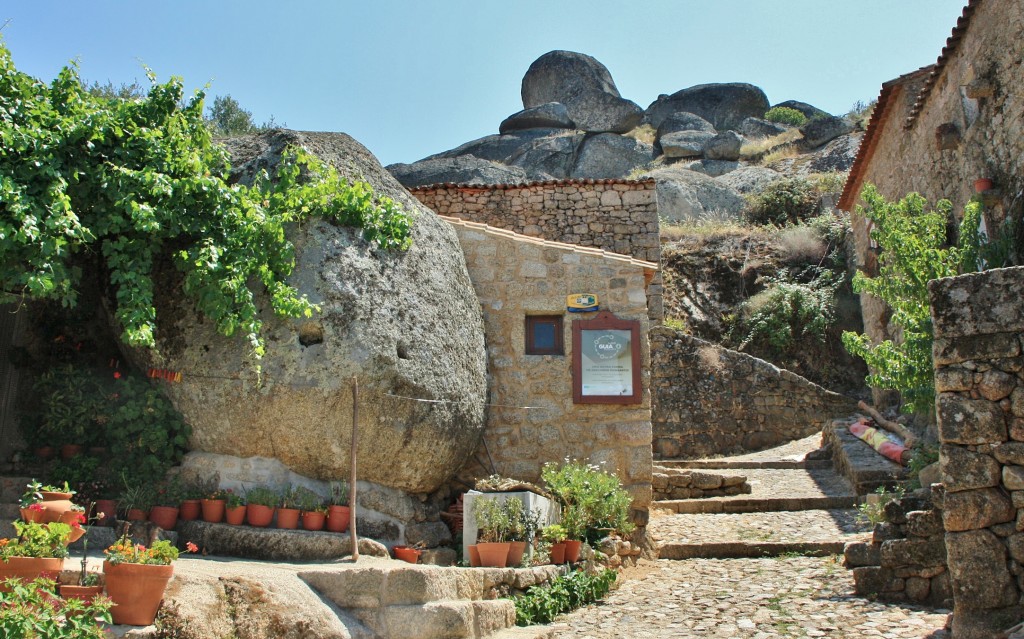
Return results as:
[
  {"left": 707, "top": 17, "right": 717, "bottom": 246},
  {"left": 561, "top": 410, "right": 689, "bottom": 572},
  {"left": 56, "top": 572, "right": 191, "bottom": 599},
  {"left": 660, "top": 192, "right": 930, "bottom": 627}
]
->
[
  {"left": 466, "top": 539, "right": 583, "bottom": 568},
  {"left": 132, "top": 500, "right": 352, "bottom": 533}
]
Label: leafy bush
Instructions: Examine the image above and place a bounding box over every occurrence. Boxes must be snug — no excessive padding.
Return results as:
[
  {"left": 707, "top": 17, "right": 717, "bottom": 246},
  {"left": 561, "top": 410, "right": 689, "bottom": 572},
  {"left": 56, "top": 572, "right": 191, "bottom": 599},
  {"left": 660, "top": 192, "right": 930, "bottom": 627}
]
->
[
  {"left": 764, "top": 106, "right": 807, "bottom": 127},
  {"left": 745, "top": 178, "right": 819, "bottom": 226},
  {"left": 514, "top": 569, "right": 617, "bottom": 626},
  {"left": 728, "top": 270, "right": 840, "bottom": 358},
  {"left": 0, "top": 577, "right": 111, "bottom": 638},
  {"left": 856, "top": 486, "right": 905, "bottom": 527},
  {"left": 541, "top": 460, "right": 635, "bottom": 543},
  {"left": 841, "top": 186, "right": 980, "bottom": 414}
]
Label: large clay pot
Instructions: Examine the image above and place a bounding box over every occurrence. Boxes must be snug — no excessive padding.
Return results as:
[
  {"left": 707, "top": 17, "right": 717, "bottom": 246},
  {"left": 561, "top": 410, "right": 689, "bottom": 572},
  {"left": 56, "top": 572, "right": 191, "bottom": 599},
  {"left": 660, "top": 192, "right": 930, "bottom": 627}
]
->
[
  {"left": 60, "top": 584, "right": 104, "bottom": 605},
  {"left": 67, "top": 525, "right": 86, "bottom": 544},
  {"left": 507, "top": 541, "right": 527, "bottom": 567},
  {"left": 178, "top": 500, "right": 201, "bottom": 521},
  {"left": 477, "top": 542, "right": 510, "bottom": 568},
  {"left": 0, "top": 557, "right": 65, "bottom": 591},
  {"left": 35, "top": 446, "right": 55, "bottom": 460},
  {"left": 94, "top": 499, "right": 118, "bottom": 527},
  {"left": 19, "top": 506, "right": 44, "bottom": 523},
  {"left": 126, "top": 509, "right": 148, "bottom": 522},
  {"left": 276, "top": 507, "right": 300, "bottom": 530},
  {"left": 468, "top": 545, "right": 481, "bottom": 567},
  {"left": 549, "top": 542, "right": 566, "bottom": 565},
  {"left": 148, "top": 506, "right": 179, "bottom": 531},
  {"left": 103, "top": 561, "right": 173, "bottom": 626},
  {"left": 326, "top": 505, "right": 350, "bottom": 533},
  {"left": 39, "top": 491, "right": 75, "bottom": 524},
  {"left": 301, "top": 511, "right": 325, "bottom": 531},
  {"left": 225, "top": 505, "right": 246, "bottom": 525},
  {"left": 201, "top": 499, "right": 225, "bottom": 523},
  {"left": 60, "top": 444, "right": 83, "bottom": 459},
  {"left": 564, "top": 540, "right": 583, "bottom": 564},
  {"left": 246, "top": 504, "right": 275, "bottom": 528},
  {"left": 393, "top": 545, "right": 421, "bottom": 564}
]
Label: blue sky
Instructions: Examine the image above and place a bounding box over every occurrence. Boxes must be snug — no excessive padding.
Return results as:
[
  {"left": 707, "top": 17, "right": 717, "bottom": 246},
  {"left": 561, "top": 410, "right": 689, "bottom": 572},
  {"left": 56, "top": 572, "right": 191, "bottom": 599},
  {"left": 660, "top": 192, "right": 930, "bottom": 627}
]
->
[{"left": 4, "top": 1, "right": 967, "bottom": 166}]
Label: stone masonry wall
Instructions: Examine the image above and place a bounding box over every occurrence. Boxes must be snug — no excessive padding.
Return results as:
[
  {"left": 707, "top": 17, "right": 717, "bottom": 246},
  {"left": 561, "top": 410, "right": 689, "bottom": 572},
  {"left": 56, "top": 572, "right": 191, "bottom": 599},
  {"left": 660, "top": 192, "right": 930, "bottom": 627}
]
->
[
  {"left": 930, "top": 266, "right": 1024, "bottom": 639},
  {"left": 846, "top": 0, "right": 1024, "bottom": 387},
  {"left": 410, "top": 179, "right": 662, "bottom": 321},
  {"left": 445, "top": 216, "right": 655, "bottom": 523},
  {"left": 650, "top": 327, "right": 859, "bottom": 459}
]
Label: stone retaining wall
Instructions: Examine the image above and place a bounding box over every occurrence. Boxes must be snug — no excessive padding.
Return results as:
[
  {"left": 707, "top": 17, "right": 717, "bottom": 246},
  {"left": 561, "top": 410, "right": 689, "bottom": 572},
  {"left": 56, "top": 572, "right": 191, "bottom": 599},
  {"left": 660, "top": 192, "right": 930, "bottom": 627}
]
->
[
  {"left": 929, "top": 266, "right": 1024, "bottom": 639},
  {"left": 650, "top": 328, "right": 859, "bottom": 459},
  {"left": 410, "top": 179, "right": 663, "bottom": 321},
  {"left": 652, "top": 467, "right": 750, "bottom": 500}
]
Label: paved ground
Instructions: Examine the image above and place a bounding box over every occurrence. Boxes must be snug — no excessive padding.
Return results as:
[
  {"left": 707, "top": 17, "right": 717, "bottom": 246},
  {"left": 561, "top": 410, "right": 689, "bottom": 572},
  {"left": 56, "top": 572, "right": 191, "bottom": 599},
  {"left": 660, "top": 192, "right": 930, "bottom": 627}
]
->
[
  {"left": 548, "top": 557, "right": 949, "bottom": 638},
  {"left": 651, "top": 509, "right": 867, "bottom": 547}
]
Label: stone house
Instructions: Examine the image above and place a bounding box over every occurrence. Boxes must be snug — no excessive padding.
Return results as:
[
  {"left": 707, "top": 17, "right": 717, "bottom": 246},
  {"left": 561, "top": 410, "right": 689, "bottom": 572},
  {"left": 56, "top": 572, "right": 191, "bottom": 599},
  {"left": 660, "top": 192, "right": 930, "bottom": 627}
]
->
[{"left": 838, "top": 0, "right": 1024, "bottom": 358}]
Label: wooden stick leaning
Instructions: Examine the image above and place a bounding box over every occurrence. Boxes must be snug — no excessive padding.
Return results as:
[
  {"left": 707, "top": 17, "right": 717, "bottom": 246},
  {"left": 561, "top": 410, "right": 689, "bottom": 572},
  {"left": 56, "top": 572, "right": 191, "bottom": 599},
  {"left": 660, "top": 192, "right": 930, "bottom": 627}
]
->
[
  {"left": 857, "top": 400, "right": 918, "bottom": 448},
  {"left": 350, "top": 376, "right": 359, "bottom": 561}
]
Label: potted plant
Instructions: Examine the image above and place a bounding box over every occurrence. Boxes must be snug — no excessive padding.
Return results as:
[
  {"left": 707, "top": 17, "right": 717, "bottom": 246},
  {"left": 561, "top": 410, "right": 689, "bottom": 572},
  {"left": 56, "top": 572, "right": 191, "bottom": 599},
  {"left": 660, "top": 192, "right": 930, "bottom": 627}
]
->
[
  {"left": 392, "top": 545, "right": 422, "bottom": 564},
  {"left": 1, "top": 576, "right": 111, "bottom": 633},
  {"left": 60, "top": 529, "right": 104, "bottom": 604},
  {"left": 244, "top": 485, "right": 279, "bottom": 527},
  {"left": 276, "top": 485, "right": 301, "bottom": 530},
  {"left": 103, "top": 535, "right": 197, "bottom": 625},
  {"left": 18, "top": 480, "right": 44, "bottom": 523},
  {"left": 119, "top": 483, "right": 153, "bottom": 521},
  {"left": 503, "top": 498, "right": 528, "bottom": 566},
  {"left": 294, "top": 487, "right": 327, "bottom": 531},
  {"left": 202, "top": 488, "right": 227, "bottom": 523},
  {"left": 473, "top": 497, "right": 511, "bottom": 567},
  {"left": 148, "top": 477, "right": 184, "bottom": 530},
  {"left": 37, "top": 481, "right": 77, "bottom": 524},
  {"left": 326, "top": 481, "right": 350, "bottom": 533},
  {"left": 33, "top": 364, "right": 103, "bottom": 458},
  {"left": 224, "top": 489, "right": 246, "bottom": 525},
  {"left": 540, "top": 524, "right": 567, "bottom": 565},
  {"left": 178, "top": 478, "right": 207, "bottom": 521},
  {"left": 0, "top": 520, "right": 72, "bottom": 588}
]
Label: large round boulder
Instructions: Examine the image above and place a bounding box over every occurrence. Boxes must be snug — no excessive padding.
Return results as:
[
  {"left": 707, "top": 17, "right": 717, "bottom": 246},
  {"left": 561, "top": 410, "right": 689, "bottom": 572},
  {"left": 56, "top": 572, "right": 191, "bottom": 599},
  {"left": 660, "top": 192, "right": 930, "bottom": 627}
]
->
[
  {"left": 644, "top": 166, "right": 746, "bottom": 222},
  {"left": 771, "top": 100, "right": 831, "bottom": 120},
  {"left": 800, "top": 115, "right": 855, "bottom": 148},
  {"left": 125, "top": 130, "right": 488, "bottom": 494},
  {"left": 646, "top": 83, "right": 770, "bottom": 131},
  {"left": 387, "top": 155, "right": 529, "bottom": 187},
  {"left": 570, "top": 133, "right": 653, "bottom": 179},
  {"left": 499, "top": 102, "right": 575, "bottom": 134},
  {"left": 521, "top": 51, "right": 642, "bottom": 133}
]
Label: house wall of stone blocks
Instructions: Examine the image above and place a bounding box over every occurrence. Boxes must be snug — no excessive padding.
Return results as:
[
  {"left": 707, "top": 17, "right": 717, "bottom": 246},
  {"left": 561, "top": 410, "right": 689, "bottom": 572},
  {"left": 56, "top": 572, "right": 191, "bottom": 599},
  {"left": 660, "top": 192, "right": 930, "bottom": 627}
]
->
[
  {"left": 930, "top": 266, "right": 1024, "bottom": 639},
  {"left": 444, "top": 216, "right": 655, "bottom": 523},
  {"left": 410, "top": 179, "right": 662, "bottom": 322}
]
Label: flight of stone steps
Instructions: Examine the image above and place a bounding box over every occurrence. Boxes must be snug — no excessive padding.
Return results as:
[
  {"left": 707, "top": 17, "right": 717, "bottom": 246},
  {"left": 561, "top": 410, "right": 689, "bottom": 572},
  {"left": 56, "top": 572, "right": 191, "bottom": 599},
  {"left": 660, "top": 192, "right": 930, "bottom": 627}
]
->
[{"left": 651, "top": 434, "right": 869, "bottom": 560}]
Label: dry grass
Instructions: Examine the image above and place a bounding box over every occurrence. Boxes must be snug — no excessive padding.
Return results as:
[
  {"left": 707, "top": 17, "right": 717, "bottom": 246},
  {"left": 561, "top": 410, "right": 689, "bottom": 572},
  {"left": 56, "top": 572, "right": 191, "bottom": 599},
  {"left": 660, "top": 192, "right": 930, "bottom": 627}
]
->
[
  {"left": 624, "top": 123, "right": 657, "bottom": 146},
  {"left": 660, "top": 213, "right": 749, "bottom": 242},
  {"left": 739, "top": 129, "right": 803, "bottom": 162},
  {"left": 777, "top": 225, "right": 828, "bottom": 263},
  {"left": 760, "top": 144, "right": 801, "bottom": 165}
]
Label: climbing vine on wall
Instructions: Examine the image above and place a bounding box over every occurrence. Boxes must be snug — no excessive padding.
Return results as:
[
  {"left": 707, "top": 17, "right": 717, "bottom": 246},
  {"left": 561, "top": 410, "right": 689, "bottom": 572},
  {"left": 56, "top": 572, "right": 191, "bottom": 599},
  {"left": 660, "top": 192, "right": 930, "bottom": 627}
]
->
[{"left": 0, "top": 39, "right": 412, "bottom": 358}]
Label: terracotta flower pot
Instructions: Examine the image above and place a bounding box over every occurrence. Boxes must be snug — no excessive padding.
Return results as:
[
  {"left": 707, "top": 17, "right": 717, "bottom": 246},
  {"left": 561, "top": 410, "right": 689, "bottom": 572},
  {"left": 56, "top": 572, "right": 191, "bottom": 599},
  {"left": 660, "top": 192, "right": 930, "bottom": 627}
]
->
[
  {"left": 477, "top": 542, "right": 511, "bottom": 568},
  {"left": 67, "top": 525, "right": 86, "bottom": 544},
  {"left": 302, "top": 511, "right": 326, "bottom": 531},
  {"left": 0, "top": 557, "right": 65, "bottom": 591},
  {"left": 974, "top": 178, "right": 994, "bottom": 193},
  {"left": 94, "top": 499, "right": 118, "bottom": 527},
  {"left": 225, "top": 505, "right": 246, "bottom": 525},
  {"left": 549, "top": 542, "right": 566, "bottom": 565},
  {"left": 246, "top": 504, "right": 275, "bottom": 527},
  {"left": 35, "top": 446, "right": 55, "bottom": 460},
  {"left": 276, "top": 507, "right": 300, "bottom": 530},
  {"left": 564, "top": 540, "right": 583, "bottom": 563},
  {"left": 326, "top": 505, "right": 350, "bottom": 533},
  {"left": 468, "top": 545, "right": 481, "bottom": 567},
  {"left": 507, "top": 541, "right": 527, "bottom": 567},
  {"left": 60, "top": 584, "right": 104, "bottom": 605},
  {"left": 103, "top": 561, "right": 173, "bottom": 626},
  {"left": 39, "top": 492, "right": 75, "bottom": 524},
  {"left": 393, "top": 545, "right": 422, "bottom": 564},
  {"left": 201, "top": 499, "right": 226, "bottom": 523},
  {"left": 126, "top": 508, "right": 148, "bottom": 522},
  {"left": 60, "top": 444, "right": 83, "bottom": 459},
  {"left": 19, "top": 506, "right": 44, "bottom": 523},
  {"left": 148, "top": 505, "right": 179, "bottom": 531},
  {"left": 178, "top": 500, "right": 201, "bottom": 521}
]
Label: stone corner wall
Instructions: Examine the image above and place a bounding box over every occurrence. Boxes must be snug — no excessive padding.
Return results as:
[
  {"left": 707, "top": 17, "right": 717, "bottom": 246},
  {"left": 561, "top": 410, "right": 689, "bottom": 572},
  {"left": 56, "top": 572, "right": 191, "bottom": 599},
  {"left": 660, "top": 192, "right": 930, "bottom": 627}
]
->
[
  {"left": 410, "top": 181, "right": 663, "bottom": 321},
  {"left": 930, "top": 265, "right": 1024, "bottom": 639},
  {"left": 650, "top": 327, "right": 859, "bottom": 459}
]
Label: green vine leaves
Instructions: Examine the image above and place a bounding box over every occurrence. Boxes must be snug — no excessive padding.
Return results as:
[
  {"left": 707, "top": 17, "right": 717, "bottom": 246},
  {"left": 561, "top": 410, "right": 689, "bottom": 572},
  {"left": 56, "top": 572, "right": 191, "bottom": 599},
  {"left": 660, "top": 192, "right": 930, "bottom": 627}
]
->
[{"left": 0, "top": 40, "right": 413, "bottom": 358}]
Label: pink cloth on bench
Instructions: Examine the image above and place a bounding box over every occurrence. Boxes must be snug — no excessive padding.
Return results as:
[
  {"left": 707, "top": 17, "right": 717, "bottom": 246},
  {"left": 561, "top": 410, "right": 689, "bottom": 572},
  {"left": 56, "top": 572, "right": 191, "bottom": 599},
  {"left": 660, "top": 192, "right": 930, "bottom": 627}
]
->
[{"left": 849, "top": 420, "right": 907, "bottom": 465}]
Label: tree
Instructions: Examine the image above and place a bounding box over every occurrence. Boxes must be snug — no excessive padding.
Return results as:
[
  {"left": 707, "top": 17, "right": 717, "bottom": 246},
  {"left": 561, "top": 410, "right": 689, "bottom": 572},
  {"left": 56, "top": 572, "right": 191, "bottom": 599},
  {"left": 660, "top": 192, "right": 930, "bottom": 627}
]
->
[
  {"left": 206, "top": 94, "right": 285, "bottom": 136},
  {"left": 841, "top": 185, "right": 981, "bottom": 414},
  {"left": 0, "top": 40, "right": 411, "bottom": 359}
]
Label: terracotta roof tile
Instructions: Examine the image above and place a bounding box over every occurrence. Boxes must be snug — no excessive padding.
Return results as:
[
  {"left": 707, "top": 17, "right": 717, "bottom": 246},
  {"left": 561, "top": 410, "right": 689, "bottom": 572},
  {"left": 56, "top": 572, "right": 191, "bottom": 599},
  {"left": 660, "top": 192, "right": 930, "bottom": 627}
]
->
[
  {"left": 408, "top": 177, "right": 656, "bottom": 192},
  {"left": 440, "top": 215, "right": 658, "bottom": 273}
]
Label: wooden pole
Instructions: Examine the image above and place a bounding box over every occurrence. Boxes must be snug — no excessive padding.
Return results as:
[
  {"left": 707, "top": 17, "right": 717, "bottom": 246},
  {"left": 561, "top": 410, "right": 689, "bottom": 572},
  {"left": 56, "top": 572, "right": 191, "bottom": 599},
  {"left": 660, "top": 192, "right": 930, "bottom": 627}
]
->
[
  {"left": 857, "top": 401, "right": 918, "bottom": 448},
  {"left": 350, "top": 376, "right": 359, "bottom": 561}
]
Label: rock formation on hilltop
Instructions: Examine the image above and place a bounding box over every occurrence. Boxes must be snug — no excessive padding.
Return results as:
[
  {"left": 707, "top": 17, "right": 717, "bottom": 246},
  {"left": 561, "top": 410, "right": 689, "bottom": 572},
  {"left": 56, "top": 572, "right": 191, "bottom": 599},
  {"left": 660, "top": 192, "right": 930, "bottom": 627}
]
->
[{"left": 120, "top": 129, "right": 489, "bottom": 495}]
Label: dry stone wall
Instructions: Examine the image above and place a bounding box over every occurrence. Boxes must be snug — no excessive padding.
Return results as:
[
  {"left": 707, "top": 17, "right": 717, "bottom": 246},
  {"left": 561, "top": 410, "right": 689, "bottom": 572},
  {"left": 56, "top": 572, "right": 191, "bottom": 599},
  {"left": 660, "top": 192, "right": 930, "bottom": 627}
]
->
[
  {"left": 410, "top": 179, "right": 662, "bottom": 321},
  {"left": 650, "top": 327, "right": 859, "bottom": 459},
  {"left": 446, "top": 216, "right": 655, "bottom": 522},
  {"left": 930, "top": 266, "right": 1024, "bottom": 639}
]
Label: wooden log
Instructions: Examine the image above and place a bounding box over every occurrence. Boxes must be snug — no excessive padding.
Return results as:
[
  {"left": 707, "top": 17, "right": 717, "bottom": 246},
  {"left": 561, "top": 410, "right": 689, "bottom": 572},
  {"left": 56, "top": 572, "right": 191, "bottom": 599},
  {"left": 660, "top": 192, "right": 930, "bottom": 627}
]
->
[{"left": 857, "top": 401, "right": 918, "bottom": 448}]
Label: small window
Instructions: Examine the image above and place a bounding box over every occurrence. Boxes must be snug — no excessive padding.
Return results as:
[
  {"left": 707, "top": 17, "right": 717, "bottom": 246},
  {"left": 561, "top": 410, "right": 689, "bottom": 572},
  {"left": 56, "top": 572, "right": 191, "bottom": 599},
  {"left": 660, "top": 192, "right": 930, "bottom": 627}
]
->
[{"left": 525, "top": 315, "right": 564, "bottom": 355}]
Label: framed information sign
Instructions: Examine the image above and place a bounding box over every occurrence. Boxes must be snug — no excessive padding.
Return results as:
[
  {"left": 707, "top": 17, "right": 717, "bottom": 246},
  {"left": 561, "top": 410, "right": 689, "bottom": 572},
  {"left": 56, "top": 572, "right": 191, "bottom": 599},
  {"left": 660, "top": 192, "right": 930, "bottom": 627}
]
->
[{"left": 572, "top": 311, "right": 642, "bottom": 404}]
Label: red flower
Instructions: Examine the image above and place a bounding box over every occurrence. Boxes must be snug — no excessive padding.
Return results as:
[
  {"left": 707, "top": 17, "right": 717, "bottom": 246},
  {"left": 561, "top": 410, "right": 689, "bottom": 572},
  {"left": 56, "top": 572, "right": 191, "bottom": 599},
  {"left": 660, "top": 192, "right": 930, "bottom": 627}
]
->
[
  {"left": 28, "top": 503, "right": 44, "bottom": 512},
  {"left": 185, "top": 542, "right": 198, "bottom": 553},
  {"left": 113, "top": 371, "right": 122, "bottom": 379}
]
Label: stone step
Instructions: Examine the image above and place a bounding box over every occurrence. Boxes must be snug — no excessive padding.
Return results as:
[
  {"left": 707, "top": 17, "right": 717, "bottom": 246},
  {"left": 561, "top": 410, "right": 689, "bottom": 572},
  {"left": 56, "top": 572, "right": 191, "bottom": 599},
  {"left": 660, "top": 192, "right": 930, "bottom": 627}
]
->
[
  {"left": 824, "top": 420, "right": 910, "bottom": 495},
  {"left": 490, "top": 625, "right": 556, "bottom": 639},
  {"left": 658, "top": 459, "right": 833, "bottom": 470},
  {"left": 652, "top": 509, "right": 869, "bottom": 561},
  {"left": 653, "top": 467, "right": 857, "bottom": 512}
]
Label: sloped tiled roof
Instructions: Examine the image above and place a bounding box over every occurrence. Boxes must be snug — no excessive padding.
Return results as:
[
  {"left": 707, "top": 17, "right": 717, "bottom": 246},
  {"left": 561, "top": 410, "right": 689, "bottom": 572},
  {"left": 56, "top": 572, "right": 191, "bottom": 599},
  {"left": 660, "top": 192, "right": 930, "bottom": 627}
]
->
[
  {"left": 409, "top": 177, "right": 656, "bottom": 192},
  {"left": 441, "top": 215, "right": 658, "bottom": 273}
]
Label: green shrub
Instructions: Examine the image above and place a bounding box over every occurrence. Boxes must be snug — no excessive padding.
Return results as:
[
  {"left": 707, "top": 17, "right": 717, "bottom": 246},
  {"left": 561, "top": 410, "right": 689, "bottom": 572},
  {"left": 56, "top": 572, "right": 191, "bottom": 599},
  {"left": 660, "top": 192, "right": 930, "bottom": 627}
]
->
[
  {"left": 541, "top": 460, "right": 635, "bottom": 543},
  {"left": 745, "top": 178, "right": 818, "bottom": 226},
  {"left": 0, "top": 577, "right": 111, "bottom": 638},
  {"left": 513, "top": 569, "right": 617, "bottom": 626},
  {"left": 764, "top": 106, "right": 807, "bottom": 127}
]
